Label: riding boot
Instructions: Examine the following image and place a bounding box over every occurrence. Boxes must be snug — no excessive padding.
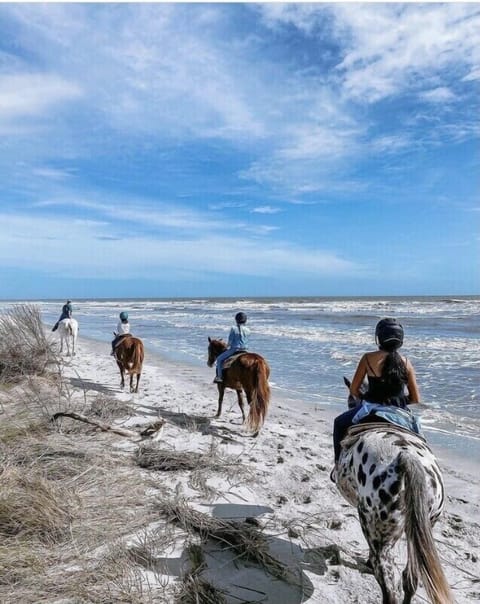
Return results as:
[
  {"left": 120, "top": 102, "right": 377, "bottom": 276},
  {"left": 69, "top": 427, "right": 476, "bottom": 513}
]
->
[{"left": 52, "top": 322, "right": 59, "bottom": 332}]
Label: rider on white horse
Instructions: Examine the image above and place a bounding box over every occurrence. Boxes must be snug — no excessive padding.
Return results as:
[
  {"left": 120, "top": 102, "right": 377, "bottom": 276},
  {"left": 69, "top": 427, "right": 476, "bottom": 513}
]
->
[{"left": 52, "top": 300, "right": 73, "bottom": 332}]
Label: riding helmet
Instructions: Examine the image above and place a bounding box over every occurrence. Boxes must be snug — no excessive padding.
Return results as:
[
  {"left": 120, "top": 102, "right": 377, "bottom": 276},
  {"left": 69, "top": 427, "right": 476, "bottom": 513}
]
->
[
  {"left": 375, "top": 318, "right": 404, "bottom": 349},
  {"left": 119, "top": 311, "right": 129, "bottom": 321},
  {"left": 235, "top": 312, "right": 247, "bottom": 324}
]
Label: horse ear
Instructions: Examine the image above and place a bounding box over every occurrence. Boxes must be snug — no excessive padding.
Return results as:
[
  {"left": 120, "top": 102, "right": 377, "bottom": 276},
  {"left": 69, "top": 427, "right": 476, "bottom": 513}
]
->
[
  {"left": 343, "top": 376, "right": 351, "bottom": 388},
  {"left": 208, "top": 337, "right": 211, "bottom": 342}
]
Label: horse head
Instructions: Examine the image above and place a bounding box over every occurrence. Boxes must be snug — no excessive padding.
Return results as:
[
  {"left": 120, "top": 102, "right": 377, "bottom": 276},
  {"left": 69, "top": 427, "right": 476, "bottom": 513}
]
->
[{"left": 207, "top": 337, "right": 227, "bottom": 367}]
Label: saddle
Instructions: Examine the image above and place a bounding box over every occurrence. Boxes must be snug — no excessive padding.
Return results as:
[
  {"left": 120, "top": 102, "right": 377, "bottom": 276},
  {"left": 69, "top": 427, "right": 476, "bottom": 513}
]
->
[
  {"left": 222, "top": 352, "right": 248, "bottom": 370},
  {"left": 352, "top": 402, "right": 423, "bottom": 436},
  {"left": 341, "top": 421, "right": 427, "bottom": 454}
]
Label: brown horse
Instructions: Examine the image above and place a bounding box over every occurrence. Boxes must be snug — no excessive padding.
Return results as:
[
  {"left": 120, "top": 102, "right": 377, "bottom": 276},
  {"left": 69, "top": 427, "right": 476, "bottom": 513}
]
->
[
  {"left": 114, "top": 335, "right": 144, "bottom": 393},
  {"left": 207, "top": 338, "right": 271, "bottom": 436}
]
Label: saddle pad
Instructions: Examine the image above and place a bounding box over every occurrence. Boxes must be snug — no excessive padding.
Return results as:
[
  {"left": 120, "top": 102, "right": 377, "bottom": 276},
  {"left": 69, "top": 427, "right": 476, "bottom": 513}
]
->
[
  {"left": 223, "top": 352, "right": 247, "bottom": 369},
  {"left": 342, "top": 422, "right": 427, "bottom": 452}
]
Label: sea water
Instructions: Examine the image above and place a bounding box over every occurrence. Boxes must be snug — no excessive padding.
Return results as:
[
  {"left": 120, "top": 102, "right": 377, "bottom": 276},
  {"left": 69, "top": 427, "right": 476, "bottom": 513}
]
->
[{"left": 3, "top": 296, "right": 479, "bottom": 458}]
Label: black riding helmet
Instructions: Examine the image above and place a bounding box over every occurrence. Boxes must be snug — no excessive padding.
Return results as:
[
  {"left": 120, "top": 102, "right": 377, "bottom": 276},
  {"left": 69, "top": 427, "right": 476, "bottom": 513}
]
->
[
  {"left": 235, "top": 312, "right": 247, "bottom": 325},
  {"left": 375, "top": 318, "right": 404, "bottom": 349}
]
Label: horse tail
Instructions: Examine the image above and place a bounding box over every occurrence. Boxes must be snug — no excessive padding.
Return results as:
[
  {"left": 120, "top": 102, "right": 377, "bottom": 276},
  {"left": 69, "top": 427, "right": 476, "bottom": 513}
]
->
[
  {"left": 400, "top": 452, "right": 453, "bottom": 604},
  {"left": 67, "top": 322, "right": 73, "bottom": 337},
  {"left": 129, "top": 339, "right": 144, "bottom": 373},
  {"left": 246, "top": 358, "right": 270, "bottom": 434}
]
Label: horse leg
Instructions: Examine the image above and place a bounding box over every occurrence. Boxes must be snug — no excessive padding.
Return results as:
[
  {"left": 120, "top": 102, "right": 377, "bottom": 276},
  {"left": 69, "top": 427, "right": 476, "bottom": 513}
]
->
[
  {"left": 368, "top": 546, "right": 400, "bottom": 604},
  {"left": 215, "top": 384, "right": 225, "bottom": 418},
  {"left": 129, "top": 373, "right": 134, "bottom": 393},
  {"left": 117, "top": 362, "right": 125, "bottom": 389},
  {"left": 134, "top": 372, "right": 141, "bottom": 394},
  {"left": 236, "top": 389, "right": 246, "bottom": 423},
  {"left": 359, "top": 507, "right": 400, "bottom": 604},
  {"left": 401, "top": 565, "right": 418, "bottom": 604}
]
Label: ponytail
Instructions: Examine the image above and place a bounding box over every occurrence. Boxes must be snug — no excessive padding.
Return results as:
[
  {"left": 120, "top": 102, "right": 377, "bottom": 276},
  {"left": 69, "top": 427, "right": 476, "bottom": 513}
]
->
[{"left": 381, "top": 350, "right": 408, "bottom": 390}]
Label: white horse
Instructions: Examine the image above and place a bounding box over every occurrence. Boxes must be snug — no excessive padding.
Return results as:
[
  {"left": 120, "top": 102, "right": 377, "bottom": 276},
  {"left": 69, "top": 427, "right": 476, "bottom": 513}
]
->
[
  {"left": 335, "top": 379, "right": 452, "bottom": 603},
  {"left": 57, "top": 318, "right": 78, "bottom": 356}
]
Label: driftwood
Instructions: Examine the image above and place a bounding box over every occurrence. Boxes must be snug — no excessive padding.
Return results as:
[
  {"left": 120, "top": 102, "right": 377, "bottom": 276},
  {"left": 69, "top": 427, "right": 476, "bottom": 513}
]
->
[{"left": 52, "top": 412, "right": 165, "bottom": 440}]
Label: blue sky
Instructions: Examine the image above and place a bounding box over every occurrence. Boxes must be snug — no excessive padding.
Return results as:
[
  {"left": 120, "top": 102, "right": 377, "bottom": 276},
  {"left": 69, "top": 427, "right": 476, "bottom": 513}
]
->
[{"left": 0, "top": 2, "right": 478, "bottom": 299}]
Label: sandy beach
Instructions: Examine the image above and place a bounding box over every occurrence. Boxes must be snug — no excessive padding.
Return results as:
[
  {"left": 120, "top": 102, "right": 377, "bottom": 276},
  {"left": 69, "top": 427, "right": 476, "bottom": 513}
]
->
[{"left": 40, "top": 335, "right": 477, "bottom": 604}]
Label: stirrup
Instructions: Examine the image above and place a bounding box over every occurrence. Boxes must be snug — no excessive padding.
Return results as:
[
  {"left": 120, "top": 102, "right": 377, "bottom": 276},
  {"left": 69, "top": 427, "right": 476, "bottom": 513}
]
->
[{"left": 213, "top": 376, "right": 223, "bottom": 383}]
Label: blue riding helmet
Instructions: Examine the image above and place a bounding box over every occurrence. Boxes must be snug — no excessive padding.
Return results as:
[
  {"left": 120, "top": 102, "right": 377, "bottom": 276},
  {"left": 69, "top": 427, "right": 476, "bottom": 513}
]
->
[{"left": 119, "top": 311, "right": 129, "bottom": 321}]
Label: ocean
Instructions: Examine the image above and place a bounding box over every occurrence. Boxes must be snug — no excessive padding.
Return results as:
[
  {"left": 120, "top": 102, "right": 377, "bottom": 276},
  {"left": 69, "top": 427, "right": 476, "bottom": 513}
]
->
[{"left": 3, "top": 296, "right": 479, "bottom": 458}]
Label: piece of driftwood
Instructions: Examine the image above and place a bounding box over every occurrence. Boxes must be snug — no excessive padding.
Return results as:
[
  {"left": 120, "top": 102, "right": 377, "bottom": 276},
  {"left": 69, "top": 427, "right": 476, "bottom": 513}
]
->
[{"left": 52, "top": 412, "right": 165, "bottom": 440}]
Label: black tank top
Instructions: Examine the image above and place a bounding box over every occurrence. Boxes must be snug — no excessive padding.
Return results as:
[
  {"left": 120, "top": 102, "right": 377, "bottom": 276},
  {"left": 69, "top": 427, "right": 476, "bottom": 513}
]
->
[{"left": 364, "top": 355, "right": 408, "bottom": 408}]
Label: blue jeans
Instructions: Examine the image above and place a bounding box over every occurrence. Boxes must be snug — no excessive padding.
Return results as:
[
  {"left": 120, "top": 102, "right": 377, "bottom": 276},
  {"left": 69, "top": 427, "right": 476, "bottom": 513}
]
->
[
  {"left": 216, "top": 348, "right": 246, "bottom": 379},
  {"left": 333, "top": 406, "right": 361, "bottom": 462}
]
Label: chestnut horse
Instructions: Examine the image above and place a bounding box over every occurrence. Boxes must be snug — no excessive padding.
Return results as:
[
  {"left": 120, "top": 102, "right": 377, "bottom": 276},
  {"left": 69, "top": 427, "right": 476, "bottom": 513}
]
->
[
  {"left": 207, "top": 338, "right": 271, "bottom": 436},
  {"left": 113, "top": 335, "right": 144, "bottom": 393}
]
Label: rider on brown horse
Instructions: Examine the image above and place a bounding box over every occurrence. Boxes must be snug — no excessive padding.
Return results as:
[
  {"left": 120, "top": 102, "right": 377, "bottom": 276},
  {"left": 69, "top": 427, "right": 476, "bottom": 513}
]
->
[
  {"left": 111, "top": 311, "right": 131, "bottom": 355},
  {"left": 213, "top": 312, "right": 249, "bottom": 383}
]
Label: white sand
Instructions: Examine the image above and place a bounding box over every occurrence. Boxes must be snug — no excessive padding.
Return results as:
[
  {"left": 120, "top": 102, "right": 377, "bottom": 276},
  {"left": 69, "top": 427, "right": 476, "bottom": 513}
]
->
[{"left": 60, "top": 336, "right": 480, "bottom": 603}]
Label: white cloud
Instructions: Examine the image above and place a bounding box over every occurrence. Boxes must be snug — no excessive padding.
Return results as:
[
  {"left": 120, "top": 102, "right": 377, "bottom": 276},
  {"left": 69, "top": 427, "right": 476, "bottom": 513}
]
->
[
  {"left": 32, "top": 167, "right": 74, "bottom": 180},
  {"left": 419, "top": 87, "right": 456, "bottom": 103},
  {"left": 333, "top": 4, "right": 480, "bottom": 103},
  {"left": 462, "top": 68, "right": 480, "bottom": 82},
  {"left": 258, "top": 4, "right": 480, "bottom": 104},
  {"left": 0, "top": 73, "right": 82, "bottom": 119},
  {"left": 250, "top": 206, "right": 281, "bottom": 214},
  {"left": 0, "top": 3, "right": 478, "bottom": 202},
  {"left": 0, "top": 212, "right": 362, "bottom": 280}
]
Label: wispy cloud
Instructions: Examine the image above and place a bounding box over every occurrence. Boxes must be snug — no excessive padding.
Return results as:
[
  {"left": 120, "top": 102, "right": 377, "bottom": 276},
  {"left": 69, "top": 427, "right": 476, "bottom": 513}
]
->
[
  {"left": 0, "top": 74, "right": 81, "bottom": 119},
  {"left": 0, "top": 4, "right": 477, "bottom": 295},
  {"left": 0, "top": 212, "right": 362, "bottom": 280},
  {"left": 419, "top": 87, "right": 456, "bottom": 103},
  {"left": 250, "top": 206, "right": 281, "bottom": 214}
]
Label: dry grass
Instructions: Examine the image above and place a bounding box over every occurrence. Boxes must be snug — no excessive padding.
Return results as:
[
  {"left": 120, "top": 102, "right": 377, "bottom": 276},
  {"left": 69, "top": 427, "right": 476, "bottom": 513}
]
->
[
  {"left": 0, "top": 350, "right": 174, "bottom": 602},
  {"left": 158, "top": 499, "right": 294, "bottom": 584},
  {"left": 0, "top": 461, "right": 76, "bottom": 543},
  {"left": 177, "top": 543, "right": 227, "bottom": 604},
  {"left": 134, "top": 443, "right": 237, "bottom": 473},
  {"left": 88, "top": 393, "right": 135, "bottom": 420},
  {"left": 0, "top": 304, "right": 56, "bottom": 381}
]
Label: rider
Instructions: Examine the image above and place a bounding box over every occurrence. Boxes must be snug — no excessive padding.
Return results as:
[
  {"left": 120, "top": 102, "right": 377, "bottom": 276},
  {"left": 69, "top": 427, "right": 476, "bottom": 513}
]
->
[
  {"left": 111, "top": 311, "right": 131, "bottom": 355},
  {"left": 332, "top": 318, "right": 420, "bottom": 466},
  {"left": 52, "top": 300, "right": 73, "bottom": 332},
  {"left": 213, "top": 312, "right": 249, "bottom": 383}
]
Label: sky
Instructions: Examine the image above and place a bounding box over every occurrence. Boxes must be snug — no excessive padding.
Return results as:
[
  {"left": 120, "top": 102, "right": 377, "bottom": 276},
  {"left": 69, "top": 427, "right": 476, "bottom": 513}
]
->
[{"left": 0, "top": 2, "right": 478, "bottom": 299}]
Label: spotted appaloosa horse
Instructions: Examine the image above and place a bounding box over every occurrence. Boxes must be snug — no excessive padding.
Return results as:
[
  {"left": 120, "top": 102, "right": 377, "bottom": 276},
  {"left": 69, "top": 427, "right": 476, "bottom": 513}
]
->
[
  {"left": 207, "top": 337, "right": 271, "bottom": 436},
  {"left": 113, "top": 335, "right": 144, "bottom": 393},
  {"left": 336, "top": 417, "right": 453, "bottom": 604},
  {"left": 57, "top": 318, "right": 78, "bottom": 356}
]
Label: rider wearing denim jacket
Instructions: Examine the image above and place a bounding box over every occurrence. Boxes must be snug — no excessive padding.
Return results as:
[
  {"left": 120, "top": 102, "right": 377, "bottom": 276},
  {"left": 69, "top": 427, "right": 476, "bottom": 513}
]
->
[{"left": 214, "top": 312, "right": 249, "bottom": 383}]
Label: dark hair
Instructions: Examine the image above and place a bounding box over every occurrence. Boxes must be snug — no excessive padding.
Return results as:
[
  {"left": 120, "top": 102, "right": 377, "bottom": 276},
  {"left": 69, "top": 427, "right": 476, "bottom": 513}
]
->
[{"left": 381, "top": 349, "right": 408, "bottom": 391}]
